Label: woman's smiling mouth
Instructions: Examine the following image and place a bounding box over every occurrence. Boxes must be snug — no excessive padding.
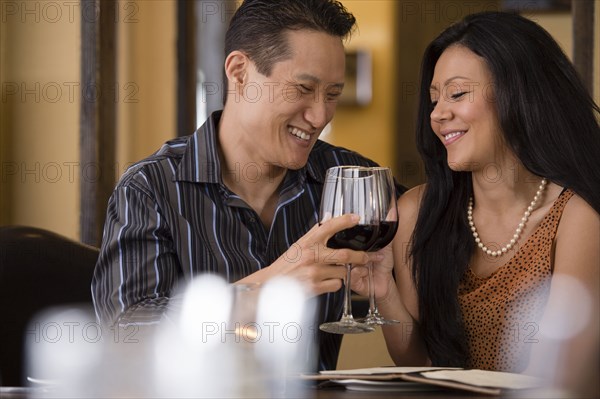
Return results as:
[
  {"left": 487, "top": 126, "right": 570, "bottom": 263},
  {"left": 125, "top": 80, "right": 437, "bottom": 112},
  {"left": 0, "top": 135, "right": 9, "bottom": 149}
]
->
[{"left": 442, "top": 130, "right": 466, "bottom": 145}]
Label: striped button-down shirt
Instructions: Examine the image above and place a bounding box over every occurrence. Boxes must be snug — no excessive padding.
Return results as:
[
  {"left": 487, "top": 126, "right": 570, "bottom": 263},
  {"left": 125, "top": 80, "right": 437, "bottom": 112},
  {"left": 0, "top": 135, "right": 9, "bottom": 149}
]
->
[{"left": 92, "top": 111, "right": 384, "bottom": 370}]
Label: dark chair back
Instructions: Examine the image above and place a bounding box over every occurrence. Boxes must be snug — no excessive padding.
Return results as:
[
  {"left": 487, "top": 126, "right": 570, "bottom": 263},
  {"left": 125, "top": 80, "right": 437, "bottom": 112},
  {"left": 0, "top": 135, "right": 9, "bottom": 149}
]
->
[{"left": 0, "top": 226, "right": 99, "bottom": 386}]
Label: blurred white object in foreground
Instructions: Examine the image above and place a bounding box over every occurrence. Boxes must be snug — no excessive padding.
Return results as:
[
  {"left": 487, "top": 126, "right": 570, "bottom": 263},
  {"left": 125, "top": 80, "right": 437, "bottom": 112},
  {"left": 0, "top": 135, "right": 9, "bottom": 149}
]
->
[
  {"left": 523, "top": 273, "right": 599, "bottom": 398},
  {"left": 25, "top": 275, "right": 317, "bottom": 398},
  {"left": 255, "top": 276, "right": 317, "bottom": 397},
  {"left": 153, "top": 274, "right": 239, "bottom": 398},
  {"left": 153, "top": 274, "right": 316, "bottom": 398},
  {"left": 25, "top": 306, "right": 103, "bottom": 397}
]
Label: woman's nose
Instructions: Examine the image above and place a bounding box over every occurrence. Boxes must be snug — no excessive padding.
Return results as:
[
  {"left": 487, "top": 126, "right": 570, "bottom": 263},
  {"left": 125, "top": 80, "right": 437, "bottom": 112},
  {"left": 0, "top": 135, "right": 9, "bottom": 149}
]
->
[{"left": 430, "top": 100, "right": 451, "bottom": 123}]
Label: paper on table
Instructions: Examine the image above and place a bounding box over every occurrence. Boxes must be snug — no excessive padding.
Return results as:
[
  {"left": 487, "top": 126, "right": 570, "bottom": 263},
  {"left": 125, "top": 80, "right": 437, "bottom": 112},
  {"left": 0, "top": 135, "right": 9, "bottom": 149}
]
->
[
  {"left": 420, "top": 369, "right": 544, "bottom": 390},
  {"left": 320, "top": 366, "right": 460, "bottom": 375},
  {"left": 332, "top": 379, "right": 441, "bottom": 392}
]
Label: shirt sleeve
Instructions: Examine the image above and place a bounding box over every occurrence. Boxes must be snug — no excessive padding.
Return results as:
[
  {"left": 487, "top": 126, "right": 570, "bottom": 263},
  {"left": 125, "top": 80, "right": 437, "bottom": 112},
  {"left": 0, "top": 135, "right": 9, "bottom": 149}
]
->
[{"left": 91, "top": 182, "right": 181, "bottom": 327}]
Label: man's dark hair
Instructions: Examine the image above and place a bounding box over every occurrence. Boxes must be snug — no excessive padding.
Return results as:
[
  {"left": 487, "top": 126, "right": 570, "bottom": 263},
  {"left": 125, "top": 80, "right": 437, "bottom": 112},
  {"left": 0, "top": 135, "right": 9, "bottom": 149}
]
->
[{"left": 222, "top": 0, "right": 356, "bottom": 103}]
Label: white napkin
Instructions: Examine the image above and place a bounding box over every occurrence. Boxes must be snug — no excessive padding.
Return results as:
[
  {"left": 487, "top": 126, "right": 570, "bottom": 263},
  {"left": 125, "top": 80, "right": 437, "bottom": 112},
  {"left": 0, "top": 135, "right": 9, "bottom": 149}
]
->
[
  {"left": 320, "top": 366, "right": 460, "bottom": 375},
  {"left": 420, "top": 369, "right": 544, "bottom": 389}
]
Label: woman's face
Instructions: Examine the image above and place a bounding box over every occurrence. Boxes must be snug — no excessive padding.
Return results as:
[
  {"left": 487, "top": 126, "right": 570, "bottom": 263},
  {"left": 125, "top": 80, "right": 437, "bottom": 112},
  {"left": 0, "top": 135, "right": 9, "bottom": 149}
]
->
[{"left": 429, "top": 45, "right": 507, "bottom": 172}]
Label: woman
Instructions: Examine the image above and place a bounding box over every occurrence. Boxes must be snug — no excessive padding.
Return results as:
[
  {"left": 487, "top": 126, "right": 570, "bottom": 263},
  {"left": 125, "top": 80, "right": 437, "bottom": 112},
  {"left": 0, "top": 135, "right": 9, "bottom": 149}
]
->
[{"left": 354, "top": 11, "right": 600, "bottom": 379}]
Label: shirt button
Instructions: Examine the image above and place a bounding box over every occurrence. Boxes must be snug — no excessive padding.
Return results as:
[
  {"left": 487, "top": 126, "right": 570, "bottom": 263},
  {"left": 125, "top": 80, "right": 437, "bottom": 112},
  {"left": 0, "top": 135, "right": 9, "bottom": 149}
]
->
[{"left": 249, "top": 217, "right": 256, "bottom": 223}]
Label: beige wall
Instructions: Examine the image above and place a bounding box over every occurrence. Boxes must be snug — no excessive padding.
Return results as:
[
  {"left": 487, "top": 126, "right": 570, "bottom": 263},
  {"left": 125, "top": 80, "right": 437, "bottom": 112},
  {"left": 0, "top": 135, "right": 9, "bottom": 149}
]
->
[
  {"left": 116, "top": 0, "right": 176, "bottom": 168},
  {"left": 327, "top": 0, "right": 398, "bottom": 171},
  {"left": 0, "top": 0, "right": 176, "bottom": 240},
  {"left": 0, "top": 0, "right": 81, "bottom": 239},
  {"left": 524, "top": 12, "right": 572, "bottom": 57}
]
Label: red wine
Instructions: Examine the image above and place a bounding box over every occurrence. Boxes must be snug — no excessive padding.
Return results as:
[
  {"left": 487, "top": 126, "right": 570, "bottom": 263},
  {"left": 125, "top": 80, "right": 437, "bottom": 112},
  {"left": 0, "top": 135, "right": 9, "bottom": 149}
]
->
[
  {"left": 369, "top": 221, "right": 399, "bottom": 251},
  {"left": 327, "top": 224, "right": 378, "bottom": 251}
]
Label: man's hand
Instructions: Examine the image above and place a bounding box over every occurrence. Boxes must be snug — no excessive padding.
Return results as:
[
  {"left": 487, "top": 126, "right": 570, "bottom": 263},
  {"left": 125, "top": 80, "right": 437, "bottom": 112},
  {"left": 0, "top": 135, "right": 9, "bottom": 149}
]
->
[{"left": 264, "top": 214, "right": 381, "bottom": 296}]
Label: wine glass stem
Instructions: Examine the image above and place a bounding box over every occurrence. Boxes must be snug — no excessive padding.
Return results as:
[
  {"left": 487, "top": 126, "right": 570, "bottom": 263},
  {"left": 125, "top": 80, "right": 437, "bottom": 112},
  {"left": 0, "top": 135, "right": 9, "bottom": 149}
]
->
[
  {"left": 341, "top": 264, "right": 355, "bottom": 322},
  {"left": 367, "top": 262, "right": 376, "bottom": 317}
]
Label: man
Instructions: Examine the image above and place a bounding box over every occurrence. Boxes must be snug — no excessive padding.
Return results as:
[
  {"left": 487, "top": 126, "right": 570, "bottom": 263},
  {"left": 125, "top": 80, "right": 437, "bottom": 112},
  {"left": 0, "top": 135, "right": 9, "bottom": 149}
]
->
[{"left": 92, "top": 0, "right": 392, "bottom": 371}]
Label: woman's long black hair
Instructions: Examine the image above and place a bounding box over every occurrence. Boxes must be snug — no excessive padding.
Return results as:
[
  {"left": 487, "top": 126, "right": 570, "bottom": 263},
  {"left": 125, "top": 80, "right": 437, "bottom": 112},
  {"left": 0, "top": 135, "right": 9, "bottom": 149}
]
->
[{"left": 411, "top": 11, "right": 600, "bottom": 367}]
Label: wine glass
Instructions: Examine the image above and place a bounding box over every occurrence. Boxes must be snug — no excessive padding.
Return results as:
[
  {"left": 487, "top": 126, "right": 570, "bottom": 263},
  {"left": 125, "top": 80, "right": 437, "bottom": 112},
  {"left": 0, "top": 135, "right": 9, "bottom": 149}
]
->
[
  {"left": 318, "top": 166, "right": 377, "bottom": 334},
  {"left": 363, "top": 167, "right": 400, "bottom": 325}
]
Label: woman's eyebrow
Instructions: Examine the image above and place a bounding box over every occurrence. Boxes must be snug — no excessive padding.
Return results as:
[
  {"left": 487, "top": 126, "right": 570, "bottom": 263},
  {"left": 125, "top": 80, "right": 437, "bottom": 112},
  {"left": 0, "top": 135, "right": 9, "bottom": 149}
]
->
[{"left": 430, "top": 75, "right": 470, "bottom": 90}]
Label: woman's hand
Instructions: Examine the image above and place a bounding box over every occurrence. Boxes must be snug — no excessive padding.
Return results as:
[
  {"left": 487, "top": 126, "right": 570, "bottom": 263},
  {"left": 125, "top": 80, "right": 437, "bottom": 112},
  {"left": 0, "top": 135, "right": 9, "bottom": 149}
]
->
[{"left": 350, "top": 243, "right": 395, "bottom": 301}]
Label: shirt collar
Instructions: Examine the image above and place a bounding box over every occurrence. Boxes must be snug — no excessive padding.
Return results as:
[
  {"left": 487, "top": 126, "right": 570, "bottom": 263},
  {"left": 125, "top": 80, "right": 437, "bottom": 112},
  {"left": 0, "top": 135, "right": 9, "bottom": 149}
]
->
[
  {"left": 305, "top": 149, "right": 324, "bottom": 184},
  {"left": 175, "top": 111, "right": 223, "bottom": 184}
]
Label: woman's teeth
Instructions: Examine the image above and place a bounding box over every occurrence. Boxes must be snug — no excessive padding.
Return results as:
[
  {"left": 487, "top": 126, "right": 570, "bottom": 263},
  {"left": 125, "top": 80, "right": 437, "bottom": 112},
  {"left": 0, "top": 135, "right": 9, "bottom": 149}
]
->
[
  {"left": 445, "top": 131, "right": 465, "bottom": 141},
  {"left": 289, "top": 127, "right": 310, "bottom": 141}
]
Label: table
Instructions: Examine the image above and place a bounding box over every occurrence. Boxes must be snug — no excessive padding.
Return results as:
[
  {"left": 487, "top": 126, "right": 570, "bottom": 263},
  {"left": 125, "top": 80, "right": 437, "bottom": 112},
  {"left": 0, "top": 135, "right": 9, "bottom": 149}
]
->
[{"left": 0, "top": 385, "right": 555, "bottom": 398}]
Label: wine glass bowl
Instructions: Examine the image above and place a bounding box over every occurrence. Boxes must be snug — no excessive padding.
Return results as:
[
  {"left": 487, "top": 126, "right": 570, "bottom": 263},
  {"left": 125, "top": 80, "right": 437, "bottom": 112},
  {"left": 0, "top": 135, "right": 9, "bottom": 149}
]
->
[{"left": 326, "top": 224, "right": 379, "bottom": 252}]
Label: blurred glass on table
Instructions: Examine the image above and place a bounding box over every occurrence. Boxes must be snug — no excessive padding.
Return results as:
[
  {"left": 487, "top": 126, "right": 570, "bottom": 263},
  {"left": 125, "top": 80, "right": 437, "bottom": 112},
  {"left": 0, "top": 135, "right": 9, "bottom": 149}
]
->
[{"left": 25, "top": 275, "right": 317, "bottom": 398}]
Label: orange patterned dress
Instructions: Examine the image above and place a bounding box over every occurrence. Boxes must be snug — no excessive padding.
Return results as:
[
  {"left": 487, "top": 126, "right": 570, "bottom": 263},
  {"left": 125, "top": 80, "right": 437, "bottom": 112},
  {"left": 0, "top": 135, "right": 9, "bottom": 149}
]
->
[{"left": 458, "top": 189, "right": 574, "bottom": 372}]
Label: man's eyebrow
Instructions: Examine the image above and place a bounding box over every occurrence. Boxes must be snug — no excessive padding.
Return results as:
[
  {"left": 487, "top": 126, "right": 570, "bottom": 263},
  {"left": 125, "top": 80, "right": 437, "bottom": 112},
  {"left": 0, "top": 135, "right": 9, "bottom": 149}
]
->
[
  {"left": 296, "top": 73, "right": 344, "bottom": 89},
  {"left": 430, "top": 75, "right": 471, "bottom": 90}
]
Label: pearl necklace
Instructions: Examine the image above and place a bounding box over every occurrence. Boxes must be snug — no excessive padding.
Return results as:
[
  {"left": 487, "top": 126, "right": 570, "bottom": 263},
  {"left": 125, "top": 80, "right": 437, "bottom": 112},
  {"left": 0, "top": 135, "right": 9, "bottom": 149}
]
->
[{"left": 467, "top": 178, "right": 548, "bottom": 257}]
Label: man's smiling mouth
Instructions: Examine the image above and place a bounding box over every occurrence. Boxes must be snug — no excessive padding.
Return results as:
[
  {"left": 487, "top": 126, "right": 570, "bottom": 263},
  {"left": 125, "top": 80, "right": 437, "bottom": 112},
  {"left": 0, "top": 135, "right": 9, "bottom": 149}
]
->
[{"left": 289, "top": 126, "right": 311, "bottom": 141}]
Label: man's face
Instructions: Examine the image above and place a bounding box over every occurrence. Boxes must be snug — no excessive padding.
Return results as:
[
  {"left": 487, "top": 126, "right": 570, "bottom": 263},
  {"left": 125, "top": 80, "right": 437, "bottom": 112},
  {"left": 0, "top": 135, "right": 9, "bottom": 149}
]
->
[{"left": 231, "top": 29, "right": 346, "bottom": 170}]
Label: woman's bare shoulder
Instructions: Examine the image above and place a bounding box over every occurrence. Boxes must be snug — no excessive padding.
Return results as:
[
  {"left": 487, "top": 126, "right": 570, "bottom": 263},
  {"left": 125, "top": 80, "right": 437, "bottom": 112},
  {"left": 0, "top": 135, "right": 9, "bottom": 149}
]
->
[
  {"left": 554, "top": 192, "right": 599, "bottom": 275},
  {"left": 398, "top": 184, "right": 426, "bottom": 215},
  {"left": 557, "top": 194, "right": 600, "bottom": 238},
  {"left": 559, "top": 192, "right": 599, "bottom": 232}
]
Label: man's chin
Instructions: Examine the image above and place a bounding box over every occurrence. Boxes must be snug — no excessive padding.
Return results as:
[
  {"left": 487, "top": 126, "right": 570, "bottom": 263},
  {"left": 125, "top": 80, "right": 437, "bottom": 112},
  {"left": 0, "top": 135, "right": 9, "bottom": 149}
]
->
[
  {"left": 275, "top": 160, "right": 308, "bottom": 170},
  {"left": 272, "top": 151, "right": 311, "bottom": 170}
]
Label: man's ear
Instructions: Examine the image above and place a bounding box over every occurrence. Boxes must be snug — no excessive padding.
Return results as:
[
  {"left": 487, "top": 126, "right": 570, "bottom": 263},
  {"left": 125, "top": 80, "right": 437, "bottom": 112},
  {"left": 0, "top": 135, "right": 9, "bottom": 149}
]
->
[{"left": 224, "top": 50, "right": 249, "bottom": 86}]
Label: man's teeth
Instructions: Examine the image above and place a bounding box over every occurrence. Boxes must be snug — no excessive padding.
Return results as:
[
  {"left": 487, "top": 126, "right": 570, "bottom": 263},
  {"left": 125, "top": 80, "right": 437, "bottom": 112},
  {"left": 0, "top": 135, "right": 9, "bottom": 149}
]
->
[
  {"left": 445, "top": 131, "right": 465, "bottom": 141},
  {"left": 289, "top": 127, "right": 310, "bottom": 141}
]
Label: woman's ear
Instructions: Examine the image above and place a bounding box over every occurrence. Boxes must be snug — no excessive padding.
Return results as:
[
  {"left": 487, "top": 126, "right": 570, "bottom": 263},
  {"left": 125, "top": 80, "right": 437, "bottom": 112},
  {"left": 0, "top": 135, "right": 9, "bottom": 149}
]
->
[{"left": 224, "top": 50, "right": 248, "bottom": 86}]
